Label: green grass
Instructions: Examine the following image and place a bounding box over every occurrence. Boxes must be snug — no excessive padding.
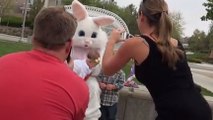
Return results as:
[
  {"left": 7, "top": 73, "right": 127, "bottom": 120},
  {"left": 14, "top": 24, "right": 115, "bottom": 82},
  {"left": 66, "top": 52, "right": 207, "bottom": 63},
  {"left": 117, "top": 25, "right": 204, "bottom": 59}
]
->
[
  {"left": 123, "top": 60, "right": 133, "bottom": 76},
  {"left": 201, "top": 87, "right": 213, "bottom": 97},
  {"left": 0, "top": 39, "right": 32, "bottom": 56},
  {"left": 187, "top": 52, "right": 209, "bottom": 59}
]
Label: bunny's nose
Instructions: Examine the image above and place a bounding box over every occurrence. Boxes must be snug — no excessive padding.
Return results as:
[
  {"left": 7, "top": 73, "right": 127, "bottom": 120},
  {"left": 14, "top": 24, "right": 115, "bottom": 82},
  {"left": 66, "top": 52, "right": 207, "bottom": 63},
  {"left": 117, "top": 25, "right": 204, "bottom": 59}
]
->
[{"left": 85, "top": 39, "right": 92, "bottom": 44}]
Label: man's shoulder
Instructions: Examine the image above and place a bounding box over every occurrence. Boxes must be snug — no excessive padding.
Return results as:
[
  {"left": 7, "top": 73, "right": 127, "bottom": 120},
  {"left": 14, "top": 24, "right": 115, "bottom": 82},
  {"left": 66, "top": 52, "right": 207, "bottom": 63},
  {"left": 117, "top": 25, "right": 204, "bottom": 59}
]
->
[
  {"left": 1, "top": 51, "right": 26, "bottom": 58},
  {"left": 0, "top": 51, "right": 28, "bottom": 63}
]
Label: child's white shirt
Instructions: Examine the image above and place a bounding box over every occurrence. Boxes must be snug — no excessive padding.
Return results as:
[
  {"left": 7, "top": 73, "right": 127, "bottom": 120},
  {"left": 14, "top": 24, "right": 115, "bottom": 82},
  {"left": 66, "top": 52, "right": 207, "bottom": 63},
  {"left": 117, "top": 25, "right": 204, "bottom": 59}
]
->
[{"left": 73, "top": 59, "right": 92, "bottom": 79}]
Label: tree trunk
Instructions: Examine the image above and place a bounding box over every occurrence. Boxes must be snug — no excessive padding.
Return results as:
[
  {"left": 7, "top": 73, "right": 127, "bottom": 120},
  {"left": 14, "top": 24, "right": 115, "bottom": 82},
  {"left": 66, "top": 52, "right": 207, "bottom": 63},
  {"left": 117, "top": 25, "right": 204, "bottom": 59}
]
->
[{"left": 44, "top": 0, "right": 49, "bottom": 7}]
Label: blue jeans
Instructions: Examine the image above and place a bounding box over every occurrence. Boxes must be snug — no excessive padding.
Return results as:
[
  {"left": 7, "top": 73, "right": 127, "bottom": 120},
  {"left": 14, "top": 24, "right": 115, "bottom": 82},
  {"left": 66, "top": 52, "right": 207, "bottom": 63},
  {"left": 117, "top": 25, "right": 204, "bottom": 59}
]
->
[{"left": 99, "top": 103, "right": 117, "bottom": 120}]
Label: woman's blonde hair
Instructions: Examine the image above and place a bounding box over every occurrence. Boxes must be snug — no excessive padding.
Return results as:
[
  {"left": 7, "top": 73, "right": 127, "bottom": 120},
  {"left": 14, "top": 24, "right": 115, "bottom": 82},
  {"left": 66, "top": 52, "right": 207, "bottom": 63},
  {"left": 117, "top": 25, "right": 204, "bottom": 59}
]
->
[{"left": 139, "top": 0, "right": 183, "bottom": 69}]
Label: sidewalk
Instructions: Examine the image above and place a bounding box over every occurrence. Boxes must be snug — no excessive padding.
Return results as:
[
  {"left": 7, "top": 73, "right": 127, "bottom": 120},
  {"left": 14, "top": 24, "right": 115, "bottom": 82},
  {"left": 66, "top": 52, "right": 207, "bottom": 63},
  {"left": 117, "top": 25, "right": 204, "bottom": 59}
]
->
[
  {"left": 0, "top": 33, "right": 28, "bottom": 42},
  {"left": 191, "top": 68, "right": 213, "bottom": 78},
  {"left": 189, "top": 63, "right": 213, "bottom": 92},
  {"left": 192, "top": 71, "right": 213, "bottom": 92},
  {"left": 189, "top": 62, "right": 213, "bottom": 71}
]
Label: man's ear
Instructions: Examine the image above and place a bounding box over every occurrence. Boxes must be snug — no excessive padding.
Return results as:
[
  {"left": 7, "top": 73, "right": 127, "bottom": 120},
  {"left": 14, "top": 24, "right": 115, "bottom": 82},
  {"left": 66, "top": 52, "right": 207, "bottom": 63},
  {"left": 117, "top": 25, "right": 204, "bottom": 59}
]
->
[{"left": 65, "top": 39, "right": 72, "bottom": 54}]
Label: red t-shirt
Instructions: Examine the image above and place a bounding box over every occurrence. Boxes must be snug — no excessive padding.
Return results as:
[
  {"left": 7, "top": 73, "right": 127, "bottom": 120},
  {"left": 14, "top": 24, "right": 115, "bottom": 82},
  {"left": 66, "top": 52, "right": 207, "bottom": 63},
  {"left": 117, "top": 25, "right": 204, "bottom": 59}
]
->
[{"left": 0, "top": 50, "right": 89, "bottom": 120}]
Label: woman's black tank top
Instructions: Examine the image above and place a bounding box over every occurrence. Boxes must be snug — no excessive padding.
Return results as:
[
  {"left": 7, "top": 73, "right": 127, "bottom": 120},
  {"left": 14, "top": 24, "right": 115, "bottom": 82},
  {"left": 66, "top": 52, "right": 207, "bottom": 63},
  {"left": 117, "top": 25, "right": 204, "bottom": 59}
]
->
[{"left": 135, "top": 35, "right": 195, "bottom": 100}]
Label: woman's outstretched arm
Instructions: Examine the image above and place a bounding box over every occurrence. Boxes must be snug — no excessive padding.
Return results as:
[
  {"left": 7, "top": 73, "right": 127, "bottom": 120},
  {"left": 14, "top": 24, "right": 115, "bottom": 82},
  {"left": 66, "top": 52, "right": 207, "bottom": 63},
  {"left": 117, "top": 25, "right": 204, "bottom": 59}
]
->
[{"left": 102, "top": 29, "right": 149, "bottom": 76}]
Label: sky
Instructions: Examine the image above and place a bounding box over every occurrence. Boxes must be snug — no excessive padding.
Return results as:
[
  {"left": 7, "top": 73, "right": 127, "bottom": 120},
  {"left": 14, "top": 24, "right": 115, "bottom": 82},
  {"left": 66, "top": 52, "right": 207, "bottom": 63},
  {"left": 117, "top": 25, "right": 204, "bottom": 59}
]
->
[{"left": 115, "top": 0, "right": 212, "bottom": 37}]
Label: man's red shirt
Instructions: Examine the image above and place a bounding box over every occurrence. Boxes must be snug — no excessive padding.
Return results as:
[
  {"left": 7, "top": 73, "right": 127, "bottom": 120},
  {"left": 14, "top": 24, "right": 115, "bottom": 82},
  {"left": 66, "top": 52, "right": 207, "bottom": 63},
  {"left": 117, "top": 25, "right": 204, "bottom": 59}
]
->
[{"left": 0, "top": 50, "right": 89, "bottom": 120}]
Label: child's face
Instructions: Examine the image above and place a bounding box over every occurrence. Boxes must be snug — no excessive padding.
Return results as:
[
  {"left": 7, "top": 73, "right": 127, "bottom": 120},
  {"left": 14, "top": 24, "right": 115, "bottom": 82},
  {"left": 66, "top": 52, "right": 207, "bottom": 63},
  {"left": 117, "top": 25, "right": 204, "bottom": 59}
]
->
[
  {"left": 90, "top": 61, "right": 99, "bottom": 68},
  {"left": 87, "top": 58, "right": 99, "bottom": 68}
]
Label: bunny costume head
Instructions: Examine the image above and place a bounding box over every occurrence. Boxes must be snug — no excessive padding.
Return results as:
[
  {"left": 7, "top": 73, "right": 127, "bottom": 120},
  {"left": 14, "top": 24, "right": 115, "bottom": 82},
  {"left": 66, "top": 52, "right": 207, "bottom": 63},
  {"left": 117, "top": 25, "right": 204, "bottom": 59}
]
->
[{"left": 71, "top": 0, "right": 115, "bottom": 60}]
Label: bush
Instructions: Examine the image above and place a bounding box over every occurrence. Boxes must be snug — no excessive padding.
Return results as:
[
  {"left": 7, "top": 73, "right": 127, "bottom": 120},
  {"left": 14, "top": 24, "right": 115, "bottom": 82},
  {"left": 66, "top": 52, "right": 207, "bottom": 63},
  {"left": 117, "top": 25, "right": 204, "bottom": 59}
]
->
[
  {"left": 187, "top": 57, "right": 202, "bottom": 63},
  {"left": 0, "top": 16, "right": 32, "bottom": 28},
  {"left": 200, "top": 49, "right": 210, "bottom": 54},
  {"left": 186, "top": 52, "right": 210, "bottom": 63},
  {"left": 1, "top": 16, "right": 22, "bottom": 27}
]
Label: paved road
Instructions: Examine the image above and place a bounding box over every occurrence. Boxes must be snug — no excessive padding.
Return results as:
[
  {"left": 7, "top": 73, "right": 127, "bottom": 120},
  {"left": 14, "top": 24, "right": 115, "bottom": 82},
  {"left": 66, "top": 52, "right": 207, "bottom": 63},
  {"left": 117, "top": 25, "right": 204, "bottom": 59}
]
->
[
  {"left": 189, "top": 62, "right": 213, "bottom": 71},
  {"left": 189, "top": 63, "right": 213, "bottom": 92}
]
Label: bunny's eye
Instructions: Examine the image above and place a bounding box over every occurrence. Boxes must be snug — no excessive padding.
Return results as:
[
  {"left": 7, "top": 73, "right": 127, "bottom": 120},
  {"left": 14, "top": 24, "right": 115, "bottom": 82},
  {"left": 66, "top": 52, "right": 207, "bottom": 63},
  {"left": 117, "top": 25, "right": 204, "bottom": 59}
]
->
[
  {"left": 78, "top": 30, "right": 85, "bottom": 36},
  {"left": 91, "top": 32, "right": 97, "bottom": 38}
]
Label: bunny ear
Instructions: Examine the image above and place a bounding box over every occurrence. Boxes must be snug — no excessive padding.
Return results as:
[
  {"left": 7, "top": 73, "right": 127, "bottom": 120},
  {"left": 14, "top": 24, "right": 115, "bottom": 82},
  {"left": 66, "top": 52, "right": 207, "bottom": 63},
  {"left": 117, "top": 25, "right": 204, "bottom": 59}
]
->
[
  {"left": 93, "top": 16, "right": 115, "bottom": 26},
  {"left": 71, "top": 0, "right": 88, "bottom": 21}
]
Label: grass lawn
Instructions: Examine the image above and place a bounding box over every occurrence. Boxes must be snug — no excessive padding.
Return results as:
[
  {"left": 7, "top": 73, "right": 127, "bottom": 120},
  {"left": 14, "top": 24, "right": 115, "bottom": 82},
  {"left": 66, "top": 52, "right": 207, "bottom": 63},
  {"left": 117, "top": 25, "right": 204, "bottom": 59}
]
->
[
  {"left": 0, "top": 39, "right": 32, "bottom": 56},
  {"left": 201, "top": 87, "right": 213, "bottom": 97},
  {"left": 1, "top": 39, "right": 213, "bottom": 97}
]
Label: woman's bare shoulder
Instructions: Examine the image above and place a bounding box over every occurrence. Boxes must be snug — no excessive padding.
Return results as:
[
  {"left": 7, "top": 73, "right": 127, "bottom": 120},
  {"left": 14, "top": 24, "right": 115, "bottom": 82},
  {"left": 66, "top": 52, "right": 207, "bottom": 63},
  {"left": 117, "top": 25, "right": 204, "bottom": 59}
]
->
[
  {"left": 124, "top": 37, "right": 148, "bottom": 47},
  {"left": 120, "top": 37, "right": 149, "bottom": 64},
  {"left": 170, "top": 38, "right": 178, "bottom": 47}
]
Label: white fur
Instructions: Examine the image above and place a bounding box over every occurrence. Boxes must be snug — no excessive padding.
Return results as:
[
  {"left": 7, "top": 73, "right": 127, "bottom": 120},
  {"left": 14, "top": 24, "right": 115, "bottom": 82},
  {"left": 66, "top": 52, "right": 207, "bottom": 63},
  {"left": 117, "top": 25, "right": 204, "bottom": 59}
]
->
[{"left": 71, "top": 0, "right": 115, "bottom": 120}]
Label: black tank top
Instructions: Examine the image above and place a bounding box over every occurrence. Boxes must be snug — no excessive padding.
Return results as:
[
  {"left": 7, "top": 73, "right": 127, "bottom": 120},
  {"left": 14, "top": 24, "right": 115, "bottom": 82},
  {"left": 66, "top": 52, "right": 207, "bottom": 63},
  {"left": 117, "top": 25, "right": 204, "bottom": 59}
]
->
[{"left": 135, "top": 35, "right": 195, "bottom": 101}]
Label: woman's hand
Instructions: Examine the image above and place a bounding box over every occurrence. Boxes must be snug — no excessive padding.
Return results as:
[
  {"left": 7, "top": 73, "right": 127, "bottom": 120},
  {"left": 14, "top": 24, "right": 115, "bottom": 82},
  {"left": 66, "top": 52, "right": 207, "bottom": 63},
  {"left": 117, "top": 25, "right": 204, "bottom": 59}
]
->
[{"left": 109, "top": 28, "right": 125, "bottom": 44}]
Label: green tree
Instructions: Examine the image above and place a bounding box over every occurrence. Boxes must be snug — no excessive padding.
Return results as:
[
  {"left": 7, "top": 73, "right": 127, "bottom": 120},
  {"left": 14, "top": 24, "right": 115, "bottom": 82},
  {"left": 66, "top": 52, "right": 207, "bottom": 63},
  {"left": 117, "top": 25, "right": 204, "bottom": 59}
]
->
[
  {"left": 207, "top": 22, "right": 213, "bottom": 49},
  {"left": 63, "top": 0, "right": 101, "bottom": 6},
  {"left": 188, "top": 29, "right": 208, "bottom": 52},
  {"left": 207, "top": 22, "right": 213, "bottom": 58},
  {"left": 62, "top": 0, "right": 71, "bottom": 5},
  {"left": 0, "top": 0, "right": 13, "bottom": 23},
  {"left": 170, "top": 12, "right": 184, "bottom": 40},
  {"left": 28, "top": 0, "right": 44, "bottom": 28},
  {"left": 122, "top": 4, "right": 139, "bottom": 35},
  {"left": 201, "top": 0, "right": 213, "bottom": 21},
  {"left": 98, "top": 1, "right": 119, "bottom": 13},
  {"left": 98, "top": 2, "right": 139, "bottom": 35},
  {"left": 200, "top": 0, "right": 213, "bottom": 57},
  {"left": 81, "top": 0, "right": 101, "bottom": 5}
]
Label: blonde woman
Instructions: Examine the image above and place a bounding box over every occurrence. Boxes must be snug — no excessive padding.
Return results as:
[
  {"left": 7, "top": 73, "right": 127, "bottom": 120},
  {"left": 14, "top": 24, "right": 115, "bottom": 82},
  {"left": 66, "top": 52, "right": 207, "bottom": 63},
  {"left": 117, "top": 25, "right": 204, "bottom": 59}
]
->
[{"left": 102, "top": 0, "right": 212, "bottom": 120}]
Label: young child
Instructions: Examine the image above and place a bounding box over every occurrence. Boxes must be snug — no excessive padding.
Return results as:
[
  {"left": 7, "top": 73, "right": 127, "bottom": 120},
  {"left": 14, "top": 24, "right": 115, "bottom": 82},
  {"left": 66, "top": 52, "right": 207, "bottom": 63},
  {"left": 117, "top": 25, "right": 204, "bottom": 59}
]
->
[
  {"left": 97, "top": 70, "right": 125, "bottom": 120},
  {"left": 67, "top": 49, "right": 100, "bottom": 80}
]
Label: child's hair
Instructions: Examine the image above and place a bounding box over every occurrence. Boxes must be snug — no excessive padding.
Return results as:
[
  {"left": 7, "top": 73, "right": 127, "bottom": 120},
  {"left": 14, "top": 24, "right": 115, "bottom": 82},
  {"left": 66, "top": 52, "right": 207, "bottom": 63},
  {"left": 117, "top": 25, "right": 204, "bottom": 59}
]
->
[{"left": 87, "top": 49, "right": 100, "bottom": 64}]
